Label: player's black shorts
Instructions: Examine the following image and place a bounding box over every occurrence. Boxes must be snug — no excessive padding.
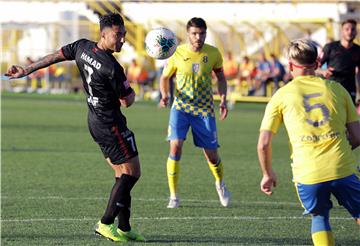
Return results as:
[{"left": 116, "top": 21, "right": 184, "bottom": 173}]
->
[{"left": 88, "top": 120, "right": 138, "bottom": 165}]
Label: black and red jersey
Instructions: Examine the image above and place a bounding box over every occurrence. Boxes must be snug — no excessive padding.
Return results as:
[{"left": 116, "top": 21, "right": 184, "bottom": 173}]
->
[
  {"left": 320, "top": 41, "right": 360, "bottom": 96},
  {"left": 61, "top": 39, "right": 132, "bottom": 125}
]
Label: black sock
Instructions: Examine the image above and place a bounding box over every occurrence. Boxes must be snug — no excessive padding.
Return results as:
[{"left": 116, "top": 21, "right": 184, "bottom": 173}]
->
[
  {"left": 116, "top": 174, "right": 139, "bottom": 232},
  {"left": 101, "top": 177, "right": 123, "bottom": 225}
]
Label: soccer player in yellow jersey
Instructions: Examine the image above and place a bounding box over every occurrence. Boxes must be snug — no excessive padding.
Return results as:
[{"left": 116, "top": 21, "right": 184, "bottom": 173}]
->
[
  {"left": 257, "top": 39, "right": 360, "bottom": 246},
  {"left": 159, "top": 17, "right": 230, "bottom": 208}
]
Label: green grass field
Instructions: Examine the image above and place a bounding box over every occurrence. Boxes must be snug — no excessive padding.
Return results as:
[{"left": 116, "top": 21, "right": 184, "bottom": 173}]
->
[{"left": 2, "top": 92, "right": 359, "bottom": 245}]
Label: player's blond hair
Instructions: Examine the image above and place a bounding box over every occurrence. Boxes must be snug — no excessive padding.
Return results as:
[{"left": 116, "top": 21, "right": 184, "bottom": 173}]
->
[{"left": 287, "top": 39, "right": 318, "bottom": 66}]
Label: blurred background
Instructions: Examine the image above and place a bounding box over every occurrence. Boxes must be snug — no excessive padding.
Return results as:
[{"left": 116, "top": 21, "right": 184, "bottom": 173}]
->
[{"left": 1, "top": 0, "right": 359, "bottom": 102}]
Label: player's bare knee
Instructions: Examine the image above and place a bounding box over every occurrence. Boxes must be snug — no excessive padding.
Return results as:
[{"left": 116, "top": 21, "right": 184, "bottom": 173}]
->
[
  {"left": 207, "top": 157, "right": 219, "bottom": 165},
  {"left": 204, "top": 150, "right": 219, "bottom": 164},
  {"left": 170, "top": 143, "right": 183, "bottom": 157}
]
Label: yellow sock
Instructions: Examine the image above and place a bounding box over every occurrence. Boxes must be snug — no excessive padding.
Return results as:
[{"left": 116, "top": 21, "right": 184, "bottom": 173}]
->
[
  {"left": 208, "top": 160, "right": 223, "bottom": 183},
  {"left": 167, "top": 158, "right": 179, "bottom": 198},
  {"left": 312, "top": 231, "right": 334, "bottom": 246}
]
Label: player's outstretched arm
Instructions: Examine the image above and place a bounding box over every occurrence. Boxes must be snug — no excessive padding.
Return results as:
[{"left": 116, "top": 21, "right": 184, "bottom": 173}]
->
[
  {"left": 6, "top": 50, "right": 66, "bottom": 79},
  {"left": 214, "top": 68, "right": 228, "bottom": 120},
  {"left": 159, "top": 75, "right": 170, "bottom": 107},
  {"left": 257, "top": 130, "right": 277, "bottom": 196}
]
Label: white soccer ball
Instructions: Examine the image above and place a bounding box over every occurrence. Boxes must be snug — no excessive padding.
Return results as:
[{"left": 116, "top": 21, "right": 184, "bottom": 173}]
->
[{"left": 145, "top": 27, "right": 177, "bottom": 60}]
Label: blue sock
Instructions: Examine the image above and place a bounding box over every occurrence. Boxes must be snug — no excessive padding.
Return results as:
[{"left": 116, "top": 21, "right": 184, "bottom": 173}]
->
[{"left": 311, "top": 214, "right": 331, "bottom": 233}]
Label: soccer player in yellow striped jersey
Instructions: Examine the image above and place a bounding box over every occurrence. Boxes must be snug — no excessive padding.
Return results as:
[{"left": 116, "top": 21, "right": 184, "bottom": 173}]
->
[
  {"left": 257, "top": 39, "right": 360, "bottom": 246},
  {"left": 159, "top": 17, "right": 230, "bottom": 208}
]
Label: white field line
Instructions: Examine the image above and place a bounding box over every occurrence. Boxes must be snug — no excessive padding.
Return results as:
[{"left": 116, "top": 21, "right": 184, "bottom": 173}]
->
[
  {"left": 0, "top": 196, "right": 299, "bottom": 206},
  {"left": 1, "top": 216, "right": 353, "bottom": 223},
  {"left": 1, "top": 197, "right": 352, "bottom": 222}
]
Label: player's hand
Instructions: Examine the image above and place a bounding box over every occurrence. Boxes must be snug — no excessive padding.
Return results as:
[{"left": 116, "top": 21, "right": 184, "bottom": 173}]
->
[
  {"left": 324, "top": 67, "right": 334, "bottom": 79},
  {"left": 5, "top": 65, "right": 26, "bottom": 79},
  {"left": 219, "top": 101, "right": 228, "bottom": 121},
  {"left": 260, "top": 171, "right": 277, "bottom": 196},
  {"left": 159, "top": 96, "right": 169, "bottom": 108}
]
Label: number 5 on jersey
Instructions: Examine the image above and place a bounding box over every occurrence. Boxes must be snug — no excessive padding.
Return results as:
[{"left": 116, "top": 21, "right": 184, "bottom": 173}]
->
[{"left": 303, "top": 93, "right": 330, "bottom": 127}]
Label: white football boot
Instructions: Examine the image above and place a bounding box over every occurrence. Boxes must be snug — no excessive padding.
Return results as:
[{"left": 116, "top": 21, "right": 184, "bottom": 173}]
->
[
  {"left": 216, "top": 181, "right": 231, "bottom": 207},
  {"left": 167, "top": 197, "right": 180, "bottom": 208}
]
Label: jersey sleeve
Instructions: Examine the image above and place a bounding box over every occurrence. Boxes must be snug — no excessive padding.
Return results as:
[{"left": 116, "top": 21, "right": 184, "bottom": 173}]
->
[
  {"left": 260, "top": 92, "right": 283, "bottom": 133},
  {"left": 162, "top": 55, "right": 176, "bottom": 77},
  {"left": 110, "top": 64, "right": 133, "bottom": 99},
  {"left": 61, "top": 39, "right": 86, "bottom": 60}
]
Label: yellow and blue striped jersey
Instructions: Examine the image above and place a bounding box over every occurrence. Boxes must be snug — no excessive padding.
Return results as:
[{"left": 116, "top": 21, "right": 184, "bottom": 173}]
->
[
  {"left": 162, "top": 43, "right": 223, "bottom": 117},
  {"left": 260, "top": 75, "right": 359, "bottom": 184}
]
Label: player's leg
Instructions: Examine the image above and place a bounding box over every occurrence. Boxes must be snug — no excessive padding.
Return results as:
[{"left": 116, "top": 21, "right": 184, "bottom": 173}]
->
[
  {"left": 96, "top": 156, "right": 142, "bottom": 242},
  {"left": 296, "top": 182, "right": 334, "bottom": 246},
  {"left": 166, "top": 108, "right": 190, "bottom": 208},
  {"left": 109, "top": 156, "right": 145, "bottom": 241},
  {"left": 167, "top": 139, "right": 184, "bottom": 208},
  {"left": 203, "top": 149, "right": 223, "bottom": 184},
  {"left": 93, "top": 123, "right": 144, "bottom": 241},
  {"left": 311, "top": 212, "right": 334, "bottom": 246},
  {"left": 330, "top": 174, "right": 360, "bottom": 225},
  {"left": 203, "top": 148, "right": 230, "bottom": 207},
  {"left": 190, "top": 114, "right": 230, "bottom": 207}
]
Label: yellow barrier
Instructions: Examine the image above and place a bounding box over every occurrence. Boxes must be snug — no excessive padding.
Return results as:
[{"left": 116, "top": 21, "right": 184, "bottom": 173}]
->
[{"left": 214, "top": 94, "right": 270, "bottom": 103}]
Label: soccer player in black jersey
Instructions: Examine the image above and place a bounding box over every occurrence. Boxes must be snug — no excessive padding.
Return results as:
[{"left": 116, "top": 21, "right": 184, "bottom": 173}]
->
[
  {"left": 5, "top": 13, "right": 145, "bottom": 242},
  {"left": 319, "top": 19, "right": 360, "bottom": 105}
]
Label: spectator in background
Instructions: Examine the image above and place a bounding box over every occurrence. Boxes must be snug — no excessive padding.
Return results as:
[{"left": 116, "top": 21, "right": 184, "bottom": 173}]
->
[
  {"left": 239, "top": 56, "right": 256, "bottom": 95},
  {"left": 255, "top": 52, "right": 271, "bottom": 96},
  {"left": 268, "top": 53, "right": 286, "bottom": 94},
  {"left": 223, "top": 51, "right": 239, "bottom": 106},
  {"left": 223, "top": 51, "right": 239, "bottom": 80},
  {"left": 319, "top": 19, "right": 360, "bottom": 105},
  {"left": 49, "top": 64, "right": 67, "bottom": 94},
  {"left": 126, "top": 58, "right": 149, "bottom": 99},
  {"left": 127, "top": 59, "right": 138, "bottom": 82},
  {"left": 25, "top": 56, "right": 46, "bottom": 93}
]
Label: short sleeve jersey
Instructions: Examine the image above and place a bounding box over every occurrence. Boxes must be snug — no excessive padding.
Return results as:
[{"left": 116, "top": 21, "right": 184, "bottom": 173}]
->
[
  {"left": 61, "top": 39, "right": 132, "bottom": 124},
  {"left": 260, "top": 75, "right": 359, "bottom": 184},
  {"left": 162, "top": 43, "right": 223, "bottom": 117},
  {"left": 320, "top": 41, "right": 360, "bottom": 95}
]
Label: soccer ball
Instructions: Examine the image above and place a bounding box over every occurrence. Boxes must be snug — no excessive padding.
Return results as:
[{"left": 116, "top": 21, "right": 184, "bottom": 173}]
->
[{"left": 145, "top": 27, "right": 177, "bottom": 60}]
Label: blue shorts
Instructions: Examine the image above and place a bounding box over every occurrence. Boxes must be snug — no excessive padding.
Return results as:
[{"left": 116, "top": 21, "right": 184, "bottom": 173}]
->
[
  {"left": 295, "top": 174, "right": 360, "bottom": 218},
  {"left": 167, "top": 107, "right": 219, "bottom": 149}
]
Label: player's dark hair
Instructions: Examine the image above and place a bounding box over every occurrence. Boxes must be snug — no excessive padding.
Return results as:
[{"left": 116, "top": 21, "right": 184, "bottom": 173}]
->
[
  {"left": 99, "top": 13, "right": 124, "bottom": 31},
  {"left": 341, "top": 19, "right": 357, "bottom": 26},
  {"left": 186, "top": 17, "right": 207, "bottom": 30}
]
